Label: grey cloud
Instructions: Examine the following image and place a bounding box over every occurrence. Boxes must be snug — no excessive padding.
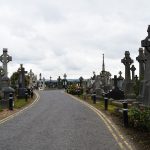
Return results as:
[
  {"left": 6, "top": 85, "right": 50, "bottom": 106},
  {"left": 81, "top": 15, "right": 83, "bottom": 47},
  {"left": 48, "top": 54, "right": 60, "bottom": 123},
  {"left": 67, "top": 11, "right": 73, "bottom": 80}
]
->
[{"left": 0, "top": 0, "right": 149, "bottom": 79}]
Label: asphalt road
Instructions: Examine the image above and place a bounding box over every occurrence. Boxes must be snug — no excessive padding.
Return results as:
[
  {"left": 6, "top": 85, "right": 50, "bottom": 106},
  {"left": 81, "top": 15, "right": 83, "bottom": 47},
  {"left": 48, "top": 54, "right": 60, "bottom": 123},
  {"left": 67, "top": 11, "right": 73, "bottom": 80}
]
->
[{"left": 0, "top": 90, "right": 120, "bottom": 150}]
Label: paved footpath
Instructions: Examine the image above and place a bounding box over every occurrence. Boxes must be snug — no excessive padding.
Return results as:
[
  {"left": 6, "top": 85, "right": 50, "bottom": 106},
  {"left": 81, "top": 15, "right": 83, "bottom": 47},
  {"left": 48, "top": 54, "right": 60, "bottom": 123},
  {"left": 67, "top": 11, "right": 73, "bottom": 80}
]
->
[{"left": 0, "top": 90, "right": 121, "bottom": 150}]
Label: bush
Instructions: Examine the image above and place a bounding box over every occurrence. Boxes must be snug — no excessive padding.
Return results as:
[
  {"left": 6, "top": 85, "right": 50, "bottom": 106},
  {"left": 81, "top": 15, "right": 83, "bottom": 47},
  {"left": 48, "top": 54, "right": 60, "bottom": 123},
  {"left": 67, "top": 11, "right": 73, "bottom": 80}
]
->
[
  {"left": 67, "top": 84, "right": 83, "bottom": 95},
  {"left": 129, "top": 107, "right": 150, "bottom": 131}
]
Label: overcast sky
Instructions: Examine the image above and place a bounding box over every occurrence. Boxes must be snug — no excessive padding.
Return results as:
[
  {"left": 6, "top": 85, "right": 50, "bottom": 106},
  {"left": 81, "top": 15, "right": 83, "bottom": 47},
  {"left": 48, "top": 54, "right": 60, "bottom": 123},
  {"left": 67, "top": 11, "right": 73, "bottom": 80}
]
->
[{"left": 0, "top": 0, "right": 149, "bottom": 80}]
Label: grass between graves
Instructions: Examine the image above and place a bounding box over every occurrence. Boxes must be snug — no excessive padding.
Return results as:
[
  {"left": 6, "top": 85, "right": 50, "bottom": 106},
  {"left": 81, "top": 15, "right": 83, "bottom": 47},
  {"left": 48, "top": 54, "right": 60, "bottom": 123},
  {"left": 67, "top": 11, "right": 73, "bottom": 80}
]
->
[
  {"left": 75, "top": 95, "right": 118, "bottom": 113},
  {"left": 14, "top": 94, "right": 36, "bottom": 109},
  {"left": 73, "top": 94, "right": 150, "bottom": 150}
]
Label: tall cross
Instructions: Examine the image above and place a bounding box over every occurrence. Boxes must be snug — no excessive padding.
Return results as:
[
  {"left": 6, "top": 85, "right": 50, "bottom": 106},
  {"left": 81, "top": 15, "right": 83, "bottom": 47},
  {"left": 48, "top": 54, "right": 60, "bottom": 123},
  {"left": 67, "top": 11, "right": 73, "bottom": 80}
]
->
[
  {"left": 130, "top": 65, "right": 136, "bottom": 82},
  {"left": 18, "top": 64, "right": 27, "bottom": 88},
  {"left": 0, "top": 48, "right": 12, "bottom": 77},
  {"left": 136, "top": 48, "right": 145, "bottom": 79},
  {"left": 121, "top": 51, "right": 133, "bottom": 82}
]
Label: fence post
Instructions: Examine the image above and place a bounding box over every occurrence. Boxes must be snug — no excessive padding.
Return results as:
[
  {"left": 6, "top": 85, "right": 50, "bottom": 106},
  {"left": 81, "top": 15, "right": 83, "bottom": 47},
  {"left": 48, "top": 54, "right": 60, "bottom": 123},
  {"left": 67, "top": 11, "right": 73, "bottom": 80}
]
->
[{"left": 104, "top": 97, "right": 108, "bottom": 110}]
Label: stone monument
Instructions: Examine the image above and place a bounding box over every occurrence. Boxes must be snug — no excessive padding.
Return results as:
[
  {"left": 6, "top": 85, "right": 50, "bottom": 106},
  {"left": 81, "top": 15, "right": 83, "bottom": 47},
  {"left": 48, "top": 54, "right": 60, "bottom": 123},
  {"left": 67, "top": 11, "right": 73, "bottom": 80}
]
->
[
  {"left": 138, "top": 25, "right": 150, "bottom": 105},
  {"left": 117, "top": 71, "right": 124, "bottom": 90},
  {"left": 130, "top": 65, "right": 136, "bottom": 82},
  {"left": 17, "top": 64, "right": 27, "bottom": 98},
  {"left": 121, "top": 51, "right": 136, "bottom": 98},
  {"left": 0, "top": 48, "right": 14, "bottom": 101},
  {"left": 136, "top": 48, "right": 145, "bottom": 80},
  {"left": 63, "top": 73, "right": 67, "bottom": 89},
  {"left": 105, "top": 75, "right": 124, "bottom": 100},
  {"left": 29, "top": 69, "right": 34, "bottom": 88}
]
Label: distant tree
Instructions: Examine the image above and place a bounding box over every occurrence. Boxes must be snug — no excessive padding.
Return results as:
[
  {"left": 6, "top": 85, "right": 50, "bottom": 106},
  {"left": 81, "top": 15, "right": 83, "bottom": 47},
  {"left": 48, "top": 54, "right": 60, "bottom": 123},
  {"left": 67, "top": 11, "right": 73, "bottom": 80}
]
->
[{"left": 10, "top": 72, "right": 19, "bottom": 89}]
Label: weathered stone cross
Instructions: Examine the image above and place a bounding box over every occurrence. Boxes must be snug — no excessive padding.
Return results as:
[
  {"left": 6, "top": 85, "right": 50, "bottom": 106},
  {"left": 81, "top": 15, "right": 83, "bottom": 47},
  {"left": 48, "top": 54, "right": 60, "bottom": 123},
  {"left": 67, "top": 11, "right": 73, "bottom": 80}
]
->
[
  {"left": 136, "top": 48, "right": 145, "bottom": 79},
  {"left": 18, "top": 64, "right": 27, "bottom": 88},
  {"left": 0, "top": 48, "right": 12, "bottom": 77},
  {"left": 130, "top": 65, "right": 136, "bottom": 82},
  {"left": 121, "top": 51, "right": 133, "bottom": 82}
]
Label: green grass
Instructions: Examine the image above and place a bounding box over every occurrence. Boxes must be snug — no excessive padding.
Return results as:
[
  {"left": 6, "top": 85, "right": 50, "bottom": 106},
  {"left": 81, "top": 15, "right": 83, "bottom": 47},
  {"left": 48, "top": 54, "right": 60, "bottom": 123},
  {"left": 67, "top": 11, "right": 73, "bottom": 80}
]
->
[
  {"left": 75, "top": 95, "right": 118, "bottom": 114},
  {"left": 14, "top": 99, "right": 30, "bottom": 109}
]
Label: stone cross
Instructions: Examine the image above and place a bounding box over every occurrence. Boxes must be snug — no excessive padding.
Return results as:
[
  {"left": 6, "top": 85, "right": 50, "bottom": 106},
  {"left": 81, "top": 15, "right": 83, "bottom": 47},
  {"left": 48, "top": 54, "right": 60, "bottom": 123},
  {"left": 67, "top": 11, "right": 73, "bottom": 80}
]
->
[
  {"left": 0, "top": 48, "right": 12, "bottom": 77},
  {"left": 139, "top": 25, "right": 150, "bottom": 105},
  {"left": 136, "top": 48, "right": 145, "bottom": 79},
  {"left": 29, "top": 69, "right": 34, "bottom": 88},
  {"left": 130, "top": 65, "right": 136, "bottom": 82},
  {"left": 141, "top": 25, "right": 150, "bottom": 80},
  {"left": 121, "top": 51, "right": 133, "bottom": 82},
  {"left": 18, "top": 64, "right": 27, "bottom": 88}
]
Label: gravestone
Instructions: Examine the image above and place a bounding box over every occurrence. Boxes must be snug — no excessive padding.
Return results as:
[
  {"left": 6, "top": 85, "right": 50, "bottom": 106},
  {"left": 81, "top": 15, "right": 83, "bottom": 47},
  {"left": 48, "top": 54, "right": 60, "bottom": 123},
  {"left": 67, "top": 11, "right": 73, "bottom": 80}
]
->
[
  {"left": 63, "top": 73, "right": 67, "bottom": 89},
  {"left": 57, "top": 76, "right": 62, "bottom": 89},
  {"left": 0, "top": 48, "right": 12, "bottom": 77},
  {"left": 38, "top": 73, "right": 42, "bottom": 89},
  {"left": 105, "top": 75, "right": 124, "bottom": 100},
  {"left": 117, "top": 71, "right": 124, "bottom": 90},
  {"left": 17, "top": 64, "right": 27, "bottom": 98},
  {"left": 42, "top": 77, "right": 45, "bottom": 90},
  {"left": 33, "top": 75, "right": 38, "bottom": 89},
  {"left": 29, "top": 69, "right": 34, "bottom": 88},
  {"left": 138, "top": 25, "right": 150, "bottom": 105},
  {"left": 49, "top": 76, "right": 52, "bottom": 88},
  {"left": 121, "top": 51, "right": 136, "bottom": 98},
  {"left": 130, "top": 65, "right": 136, "bottom": 82},
  {"left": 0, "top": 49, "right": 14, "bottom": 102},
  {"left": 136, "top": 48, "right": 145, "bottom": 80}
]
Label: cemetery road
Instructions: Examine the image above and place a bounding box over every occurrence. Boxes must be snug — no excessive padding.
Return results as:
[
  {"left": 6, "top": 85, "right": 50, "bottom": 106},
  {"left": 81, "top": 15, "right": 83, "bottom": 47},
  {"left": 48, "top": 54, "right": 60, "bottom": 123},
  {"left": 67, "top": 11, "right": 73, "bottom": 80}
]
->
[{"left": 0, "top": 90, "right": 120, "bottom": 150}]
